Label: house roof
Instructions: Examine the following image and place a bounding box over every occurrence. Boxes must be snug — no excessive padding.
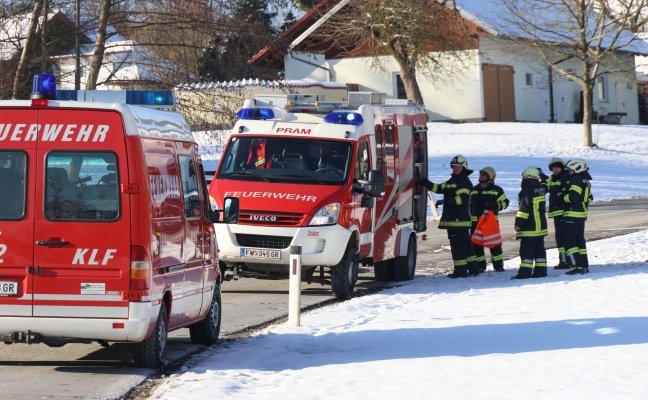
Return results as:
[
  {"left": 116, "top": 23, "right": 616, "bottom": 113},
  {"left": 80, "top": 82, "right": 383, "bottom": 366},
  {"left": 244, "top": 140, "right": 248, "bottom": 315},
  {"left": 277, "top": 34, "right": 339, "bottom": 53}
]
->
[
  {"left": 249, "top": 0, "right": 495, "bottom": 69},
  {"left": 250, "top": 0, "right": 648, "bottom": 68}
]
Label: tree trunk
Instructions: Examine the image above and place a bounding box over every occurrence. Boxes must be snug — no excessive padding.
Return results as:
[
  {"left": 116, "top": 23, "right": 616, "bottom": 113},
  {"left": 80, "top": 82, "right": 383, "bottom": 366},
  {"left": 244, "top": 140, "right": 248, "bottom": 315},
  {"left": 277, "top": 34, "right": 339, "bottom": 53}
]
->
[
  {"left": 395, "top": 59, "right": 424, "bottom": 105},
  {"left": 12, "top": 0, "right": 44, "bottom": 99},
  {"left": 582, "top": 84, "right": 594, "bottom": 147},
  {"left": 85, "top": 0, "right": 112, "bottom": 90}
]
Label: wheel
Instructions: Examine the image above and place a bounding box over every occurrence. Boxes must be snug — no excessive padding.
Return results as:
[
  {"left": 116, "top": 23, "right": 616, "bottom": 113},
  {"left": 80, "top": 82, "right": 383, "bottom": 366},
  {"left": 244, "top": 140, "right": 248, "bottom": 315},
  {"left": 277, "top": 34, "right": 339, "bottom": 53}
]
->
[
  {"left": 134, "top": 302, "right": 168, "bottom": 368},
  {"left": 394, "top": 235, "right": 417, "bottom": 281},
  {"left": 189, "top": 290, "right": 222, "bottom": 345},
  {"left": 374, "top": 259, "right": 394, "bottom": 281},
  {"left": 331, "top": 245, "right": 358, "bottom": 300}
]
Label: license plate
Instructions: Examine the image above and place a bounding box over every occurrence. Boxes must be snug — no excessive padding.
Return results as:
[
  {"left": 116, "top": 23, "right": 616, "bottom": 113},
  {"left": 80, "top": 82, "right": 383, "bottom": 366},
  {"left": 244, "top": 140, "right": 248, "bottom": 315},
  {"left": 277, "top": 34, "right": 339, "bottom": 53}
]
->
[
  {"left": 240, "top": 248, "right": 281, "bottom": 260},
  {"left": 0, "top": 281, "right": 18, "bottom": 296}
]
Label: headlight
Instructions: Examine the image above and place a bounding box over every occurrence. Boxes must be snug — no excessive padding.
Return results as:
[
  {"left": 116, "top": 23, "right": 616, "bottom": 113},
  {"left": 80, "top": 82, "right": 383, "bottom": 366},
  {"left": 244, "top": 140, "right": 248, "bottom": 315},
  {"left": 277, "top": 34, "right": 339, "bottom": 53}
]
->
[
  {"left": 309, "top": 203, "right": 340, "bottom": 226},
  {"left": 209, "top": 195, "right": 218, "bottom": 211}
]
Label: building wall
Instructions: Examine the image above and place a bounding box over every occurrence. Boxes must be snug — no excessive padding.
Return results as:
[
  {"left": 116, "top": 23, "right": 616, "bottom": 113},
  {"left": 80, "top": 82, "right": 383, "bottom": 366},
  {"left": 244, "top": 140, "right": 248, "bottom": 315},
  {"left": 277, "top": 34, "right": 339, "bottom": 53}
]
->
[
  {"left": 285, "top": 38, "right": 640, "bottom": 125},
  {"left": 286, "top": 50, "right": 484, "bottom": 122}
]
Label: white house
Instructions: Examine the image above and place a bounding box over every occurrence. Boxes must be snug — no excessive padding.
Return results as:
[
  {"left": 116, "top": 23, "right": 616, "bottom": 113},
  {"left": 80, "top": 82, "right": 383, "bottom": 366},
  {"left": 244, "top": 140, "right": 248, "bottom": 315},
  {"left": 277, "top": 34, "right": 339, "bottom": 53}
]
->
[{"left": 250, "top": 0, "right": 648, "bottom": 124}]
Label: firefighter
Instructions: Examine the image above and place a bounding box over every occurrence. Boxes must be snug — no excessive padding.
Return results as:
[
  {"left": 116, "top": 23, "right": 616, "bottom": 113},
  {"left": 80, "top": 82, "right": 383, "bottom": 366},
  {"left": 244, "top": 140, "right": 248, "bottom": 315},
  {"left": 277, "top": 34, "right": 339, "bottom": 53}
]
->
[
  {"left": 540, "top": 158, "right": 571, "bottom": 269},
  {"left": 560, "top": 158, "right": 593, "bottom": 275},
  {"left": 512, "top": 166, "right": 548, "bottom": 279},
  {"left": 470, "top": 167, "right": 509, "bottom": 272},
  {"left": 419, "top": 155, "right": 479, "bottom": 278}
]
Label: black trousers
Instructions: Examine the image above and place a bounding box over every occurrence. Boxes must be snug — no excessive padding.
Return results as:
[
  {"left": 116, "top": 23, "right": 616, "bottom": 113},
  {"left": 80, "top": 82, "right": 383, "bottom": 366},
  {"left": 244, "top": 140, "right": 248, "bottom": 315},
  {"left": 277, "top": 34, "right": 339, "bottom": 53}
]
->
[
  {"left": 447, "top": 228, "right": 476, "bottom": 272},
  {"left": 553, "top": 216, "right": 567, "bottom": 264},
  {"left": 519, "top": 236, "right": 547, "bottom": 269},
  {"left": 471, "top": 224, "right": 504, "bottom": 269},
  {"left": 563, "top": 218, "right": 587, "bottom": 269}
]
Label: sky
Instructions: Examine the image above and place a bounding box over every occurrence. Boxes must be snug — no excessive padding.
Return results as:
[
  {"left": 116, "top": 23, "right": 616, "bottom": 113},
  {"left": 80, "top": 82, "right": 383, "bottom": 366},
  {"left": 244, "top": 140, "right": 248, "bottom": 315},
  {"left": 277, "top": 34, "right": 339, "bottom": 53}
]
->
[{"left": 154, "top": 122, "right": 648, "bottom": 399}]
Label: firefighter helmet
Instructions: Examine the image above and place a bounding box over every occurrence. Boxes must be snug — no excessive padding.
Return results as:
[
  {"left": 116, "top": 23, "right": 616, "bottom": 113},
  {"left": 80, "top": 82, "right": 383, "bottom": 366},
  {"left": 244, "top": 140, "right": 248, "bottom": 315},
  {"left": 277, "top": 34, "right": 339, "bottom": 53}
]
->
[
  {"left": 480, "top": 166, "right": 496, "bottom": 180},
  {"left": 522, "top": 166, "right": 539, "bottom": 179},
  {"left": 450, "top": 154, "right": 469, "bottom": 169},
  {"left": 565, "top": 158, "right": 587, "bottom": 173},
  {"left": 548, "top": 157, "right": 565, "bottom": 170}
]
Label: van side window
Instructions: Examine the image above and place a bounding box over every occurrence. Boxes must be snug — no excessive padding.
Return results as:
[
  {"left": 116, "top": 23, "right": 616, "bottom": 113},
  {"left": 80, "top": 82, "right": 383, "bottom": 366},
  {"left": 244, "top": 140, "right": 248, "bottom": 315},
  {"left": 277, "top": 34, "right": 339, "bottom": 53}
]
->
[
  {"left": 44, "top": 152, "right": 119, "bottom": 221},
  {"left": 355, "top": 141, "right": 370, "bottom": 181},
  {"left": 179, "top": 155, "right": 201, "bottom": 218},
  {"left": 0, "top": 151, "right": 27, "bottom": 220}
]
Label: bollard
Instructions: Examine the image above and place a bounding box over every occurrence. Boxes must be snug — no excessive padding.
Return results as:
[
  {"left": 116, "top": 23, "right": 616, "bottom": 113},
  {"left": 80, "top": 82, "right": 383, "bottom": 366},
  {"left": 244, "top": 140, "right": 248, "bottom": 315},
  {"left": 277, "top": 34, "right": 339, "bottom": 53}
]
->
[{"left": 288, "top": 245, "right": 302, "bottom": 327}]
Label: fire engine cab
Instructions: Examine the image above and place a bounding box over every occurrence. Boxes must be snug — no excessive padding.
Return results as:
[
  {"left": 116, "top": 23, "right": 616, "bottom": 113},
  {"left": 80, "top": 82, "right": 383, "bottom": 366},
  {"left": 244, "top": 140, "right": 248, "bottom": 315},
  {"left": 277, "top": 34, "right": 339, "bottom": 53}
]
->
[
  {"left": 209, "top": 93, "right": 429, "bottom": 299},
  {"left": 0, "top": 74, "right": 239, "bottom": 368}
]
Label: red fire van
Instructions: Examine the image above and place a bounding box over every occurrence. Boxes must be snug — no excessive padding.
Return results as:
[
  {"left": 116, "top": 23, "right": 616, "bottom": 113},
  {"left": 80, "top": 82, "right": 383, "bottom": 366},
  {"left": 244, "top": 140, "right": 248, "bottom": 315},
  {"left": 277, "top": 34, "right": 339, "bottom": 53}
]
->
[{"left": 0, "top": 75, "right": 238, "bottom": 368}]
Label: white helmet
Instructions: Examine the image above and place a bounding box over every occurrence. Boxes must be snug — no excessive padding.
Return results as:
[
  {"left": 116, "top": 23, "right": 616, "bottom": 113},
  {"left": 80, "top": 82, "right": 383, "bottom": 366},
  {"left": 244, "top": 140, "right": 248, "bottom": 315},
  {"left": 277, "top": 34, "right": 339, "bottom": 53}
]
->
[
  {"left": 522, "top": 166, "right": 539, "bottom": 179},
  {"left": 565, "top": 158, "right": 588, "bottom": 173}
]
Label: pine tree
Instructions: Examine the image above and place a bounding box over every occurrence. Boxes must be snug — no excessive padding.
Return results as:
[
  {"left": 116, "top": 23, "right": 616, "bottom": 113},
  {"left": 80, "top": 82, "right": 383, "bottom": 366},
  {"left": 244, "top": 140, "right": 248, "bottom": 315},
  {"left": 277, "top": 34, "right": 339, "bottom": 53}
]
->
[{"left": 198, "top": 0, "right": 280, "bottom": 82}]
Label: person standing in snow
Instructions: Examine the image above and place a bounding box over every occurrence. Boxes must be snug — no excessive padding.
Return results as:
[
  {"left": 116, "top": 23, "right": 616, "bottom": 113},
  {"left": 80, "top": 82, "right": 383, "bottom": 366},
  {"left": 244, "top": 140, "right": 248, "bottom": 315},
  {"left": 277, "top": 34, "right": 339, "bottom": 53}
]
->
[
  {"left": 419, "top": 155, "right": 479, "bottom": 278},
  {"left": 559, "top": 158, "right": 593, "bottom": 275},
  {"left": 469, "top": 166, "right": 509, "bottom": 272},
  {"left": 540, "top": 158, "right": 571, "bottom": 270},
  {"left": 512, "top": 167, "right": 548, "bottom": 279}
]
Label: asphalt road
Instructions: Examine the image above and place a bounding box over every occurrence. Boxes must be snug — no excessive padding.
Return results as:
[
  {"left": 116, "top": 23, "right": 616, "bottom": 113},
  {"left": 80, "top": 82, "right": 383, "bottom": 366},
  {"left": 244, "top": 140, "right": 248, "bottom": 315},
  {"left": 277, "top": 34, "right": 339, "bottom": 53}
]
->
[{"left": 0, "top": 199, "right": 646, "bottom": 400}]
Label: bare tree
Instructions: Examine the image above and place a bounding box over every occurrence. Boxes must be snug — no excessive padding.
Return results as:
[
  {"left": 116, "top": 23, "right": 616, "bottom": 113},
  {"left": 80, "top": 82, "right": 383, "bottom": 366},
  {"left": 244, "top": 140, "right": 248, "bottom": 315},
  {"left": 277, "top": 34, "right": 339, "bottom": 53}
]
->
[
  {"left": 301, "top": 0, "right": 477, "bottom": 104},
  {"left": 491, "top": 0, "right": 648, "bottom": 146},
  {"left": 11, "top": 0, "right": 43, "bottom": 98}
]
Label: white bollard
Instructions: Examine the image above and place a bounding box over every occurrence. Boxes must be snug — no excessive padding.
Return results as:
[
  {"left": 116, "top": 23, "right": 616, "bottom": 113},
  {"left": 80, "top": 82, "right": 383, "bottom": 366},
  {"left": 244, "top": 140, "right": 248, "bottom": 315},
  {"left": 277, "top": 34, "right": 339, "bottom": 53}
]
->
[{"left": 288, "top": 245, "right": 302, "bottom": 327}]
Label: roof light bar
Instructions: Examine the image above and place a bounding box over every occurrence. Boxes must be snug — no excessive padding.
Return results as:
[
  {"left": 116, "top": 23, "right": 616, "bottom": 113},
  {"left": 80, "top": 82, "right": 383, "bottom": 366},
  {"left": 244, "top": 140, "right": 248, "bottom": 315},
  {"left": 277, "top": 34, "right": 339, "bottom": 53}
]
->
[
  {"left": 235, "top": 108, "right": 275, "bottom": 120},
  {"left": 323, "top": 111, "right": 364, "bottom": 125}
]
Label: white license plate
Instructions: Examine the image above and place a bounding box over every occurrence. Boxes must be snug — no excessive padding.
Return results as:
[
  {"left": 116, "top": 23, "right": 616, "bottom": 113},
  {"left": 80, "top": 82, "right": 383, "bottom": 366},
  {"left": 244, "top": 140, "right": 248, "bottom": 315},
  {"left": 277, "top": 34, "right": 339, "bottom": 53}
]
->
[
  {"left": 240, "top": 248, "right": 281, "bottom": 260},
  {"left": 0, "top": 281, "right": 18, "bottom": 296}
]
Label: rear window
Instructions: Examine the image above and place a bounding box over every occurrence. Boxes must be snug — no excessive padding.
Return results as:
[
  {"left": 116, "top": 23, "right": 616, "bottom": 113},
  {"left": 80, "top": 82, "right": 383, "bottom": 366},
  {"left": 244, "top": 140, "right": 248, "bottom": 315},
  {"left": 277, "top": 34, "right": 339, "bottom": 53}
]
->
[
  {"left": 0, "top": 151, "right": 26, "bottom": 220},
  {"left": 44, "top": 151, "right": 120, "bottom": 221}
]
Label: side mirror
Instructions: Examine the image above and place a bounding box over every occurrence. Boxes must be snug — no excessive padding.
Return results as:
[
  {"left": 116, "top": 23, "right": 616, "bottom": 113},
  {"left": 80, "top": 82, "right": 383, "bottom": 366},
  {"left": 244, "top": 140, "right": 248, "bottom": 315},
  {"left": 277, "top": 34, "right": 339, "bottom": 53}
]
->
[
  {"left": 365, "top": 170, "right": 384, "bottom": 197},
  {"left": 222, "top": 197, "right": 239, "bottom": 224}
]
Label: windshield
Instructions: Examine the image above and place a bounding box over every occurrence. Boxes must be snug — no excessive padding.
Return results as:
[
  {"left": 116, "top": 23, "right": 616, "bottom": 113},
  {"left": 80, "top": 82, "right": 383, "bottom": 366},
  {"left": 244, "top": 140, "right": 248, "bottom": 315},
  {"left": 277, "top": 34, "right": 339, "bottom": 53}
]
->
[{"left": 217, "top": 136, "right": 352, "bottom": 185}]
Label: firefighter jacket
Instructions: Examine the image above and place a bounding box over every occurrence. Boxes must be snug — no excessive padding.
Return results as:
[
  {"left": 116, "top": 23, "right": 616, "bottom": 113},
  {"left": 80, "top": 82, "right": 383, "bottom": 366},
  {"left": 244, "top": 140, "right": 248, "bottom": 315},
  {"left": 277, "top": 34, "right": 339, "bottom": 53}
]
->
[
  {"left": 541, "top": 169, "right": 570, "bottom": 218},
  {"left": 421, "top": 170, "right": 472, "bottom": 229},
  {"left": 561, "top": 171, "right": 593, "bottom": 220},
  {"left": 469, "top": 182, "right": 510, "bottom": 224},
  {"left": 515, "top": 178, "right": 548, "bottom": 238}
]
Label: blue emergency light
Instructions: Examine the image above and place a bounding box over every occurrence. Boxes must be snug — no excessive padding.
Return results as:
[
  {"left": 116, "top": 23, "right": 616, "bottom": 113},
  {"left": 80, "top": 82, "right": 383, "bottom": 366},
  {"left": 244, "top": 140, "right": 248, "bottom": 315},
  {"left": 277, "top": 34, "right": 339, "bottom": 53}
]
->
[
  {"left": 235, "top": 108, "right": 275, "bottom": 120},
  {"left": 323, "top": 111, "right": 364, "bottom": 125},
  {"left": 31, "top": 74, "right": 57, "bottom": 100}
]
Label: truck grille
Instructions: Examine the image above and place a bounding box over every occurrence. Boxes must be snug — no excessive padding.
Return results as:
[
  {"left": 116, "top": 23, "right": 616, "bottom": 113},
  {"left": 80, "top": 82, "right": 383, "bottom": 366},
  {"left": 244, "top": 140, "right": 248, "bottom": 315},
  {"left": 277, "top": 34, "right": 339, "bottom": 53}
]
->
[
  {"left": 236, "top": 234, "right": 292, "bottom": 249},
  {"left": 239, "top": 210, "right": 306, "bottom": 226}
]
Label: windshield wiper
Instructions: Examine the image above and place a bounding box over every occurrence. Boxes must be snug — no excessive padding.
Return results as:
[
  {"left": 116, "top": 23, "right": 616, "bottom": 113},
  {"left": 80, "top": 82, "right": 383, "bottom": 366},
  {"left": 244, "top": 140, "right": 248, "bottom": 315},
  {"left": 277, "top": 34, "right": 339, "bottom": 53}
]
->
[
  {"left": 220, "top": 171, "right": 269, "bottom": 182},
  {"left": 271, "top": 174, "right": 326, "bottom": 184}
]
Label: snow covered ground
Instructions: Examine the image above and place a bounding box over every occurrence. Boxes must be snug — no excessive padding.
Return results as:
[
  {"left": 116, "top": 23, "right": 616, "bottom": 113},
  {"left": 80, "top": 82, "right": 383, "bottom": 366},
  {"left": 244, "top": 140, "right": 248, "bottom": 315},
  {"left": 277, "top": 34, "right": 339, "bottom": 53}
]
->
[{"left": 152, "top": 122, "right": 648, "bottom": 399}]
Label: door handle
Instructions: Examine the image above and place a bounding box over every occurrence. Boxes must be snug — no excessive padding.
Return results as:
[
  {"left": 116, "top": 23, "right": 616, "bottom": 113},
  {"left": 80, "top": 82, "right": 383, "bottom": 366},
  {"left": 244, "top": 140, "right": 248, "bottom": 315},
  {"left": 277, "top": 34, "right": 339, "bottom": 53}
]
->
[
  {"left": 27, "top": 266, "right": 33, "bottom": 275},
  {"left": 35, "top": 266, "right": 41, "bottom": 275},
  {"left": 36, "top": 240, "right": 70, "bottom": 246}
]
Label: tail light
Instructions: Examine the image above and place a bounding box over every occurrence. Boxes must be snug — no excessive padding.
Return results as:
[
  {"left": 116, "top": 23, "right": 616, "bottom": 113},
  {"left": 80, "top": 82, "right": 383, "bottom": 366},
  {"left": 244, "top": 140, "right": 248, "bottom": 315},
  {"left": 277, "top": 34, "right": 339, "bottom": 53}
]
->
[{"left": 130, "top": 245, "right": 151, "bottom": 290}]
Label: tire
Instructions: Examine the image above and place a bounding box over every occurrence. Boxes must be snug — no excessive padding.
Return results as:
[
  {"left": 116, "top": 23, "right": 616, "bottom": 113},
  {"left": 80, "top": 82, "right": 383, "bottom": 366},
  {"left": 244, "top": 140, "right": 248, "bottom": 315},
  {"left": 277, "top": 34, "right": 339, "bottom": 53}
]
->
[
  {"left": 331, "top": 245, "right": 358, "bottom": 300},
  {"left": 189, "top": 290, "right": 222, "bottom": 345},
  {"left": 394, "top": 235, "right": 417, "bottom": 281},
  {"left": 134, "top": 302, "right": 168, "bottom": 369},
  {"left": 374, "top": 259, "right": 394, "bottom": 281}
]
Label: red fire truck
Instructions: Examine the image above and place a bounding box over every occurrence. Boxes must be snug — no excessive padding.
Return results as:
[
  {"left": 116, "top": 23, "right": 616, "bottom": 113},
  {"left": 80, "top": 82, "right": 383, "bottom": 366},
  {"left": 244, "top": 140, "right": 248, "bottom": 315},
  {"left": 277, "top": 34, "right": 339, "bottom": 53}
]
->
[
  {"left": 209, "top": 93, "right": 428, "bottom": 299},
  {"left": 0, "top": 74, "right": 238, "bottom": 368}
]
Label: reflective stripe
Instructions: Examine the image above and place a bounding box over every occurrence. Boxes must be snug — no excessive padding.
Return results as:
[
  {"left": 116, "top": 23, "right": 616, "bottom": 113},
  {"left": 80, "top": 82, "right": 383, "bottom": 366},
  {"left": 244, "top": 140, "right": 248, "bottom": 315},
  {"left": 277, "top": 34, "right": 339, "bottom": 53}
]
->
[
  {"left": 516, "top": 229, "right": 548, "bottom": 237},
  {"left": 516, "top": 211, "right": 529, "bottom": 219}
]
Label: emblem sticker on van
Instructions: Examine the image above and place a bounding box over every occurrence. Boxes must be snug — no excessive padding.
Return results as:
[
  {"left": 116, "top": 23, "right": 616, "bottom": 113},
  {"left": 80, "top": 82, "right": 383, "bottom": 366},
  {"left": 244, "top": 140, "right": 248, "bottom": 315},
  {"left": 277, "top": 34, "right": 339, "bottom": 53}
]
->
[{"left": 81, "top": 283, "right": 106, "bottom": 295}]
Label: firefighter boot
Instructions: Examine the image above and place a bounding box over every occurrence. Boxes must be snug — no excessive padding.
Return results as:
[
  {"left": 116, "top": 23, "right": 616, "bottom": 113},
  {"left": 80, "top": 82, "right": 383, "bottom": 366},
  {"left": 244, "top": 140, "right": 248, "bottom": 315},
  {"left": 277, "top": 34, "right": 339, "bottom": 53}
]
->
[
  {"left": 566, "top": 267, "right": 585, "bottom": 275},
  {"left": 448, "top": 266, "right": 469, "bottom": 279},
  {"left": 511, "top": 267, "right": 532, "bottom": 280},
  {"left": 493, "top": 260, "right": 505, "bottom": 272},
  {"left": 468, "top": 262, "right": 481, "bottom": 277},
  {"left": 531, "top": 266, "right": 547, "bottom": 278},
  {"left": 554, "top": 262, "right": 570, "bottom": 270}
]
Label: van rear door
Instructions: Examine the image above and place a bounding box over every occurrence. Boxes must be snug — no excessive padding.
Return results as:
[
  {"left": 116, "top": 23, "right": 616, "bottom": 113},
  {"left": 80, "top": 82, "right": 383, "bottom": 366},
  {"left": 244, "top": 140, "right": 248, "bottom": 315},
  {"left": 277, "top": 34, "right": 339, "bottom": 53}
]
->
[
  {"left": 33, "top": 109, "right": 131, "bottom": 318},
  {"left": 0, "top": 109, "right": 37, "bottom": 317}
]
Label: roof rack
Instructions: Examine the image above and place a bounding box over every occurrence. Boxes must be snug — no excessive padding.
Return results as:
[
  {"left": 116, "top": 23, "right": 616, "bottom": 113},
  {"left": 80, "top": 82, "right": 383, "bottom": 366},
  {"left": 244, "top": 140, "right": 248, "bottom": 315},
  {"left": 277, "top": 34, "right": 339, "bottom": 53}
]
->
[{"left": 254, "top": 94, "right": 349, "bottom": 113}]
